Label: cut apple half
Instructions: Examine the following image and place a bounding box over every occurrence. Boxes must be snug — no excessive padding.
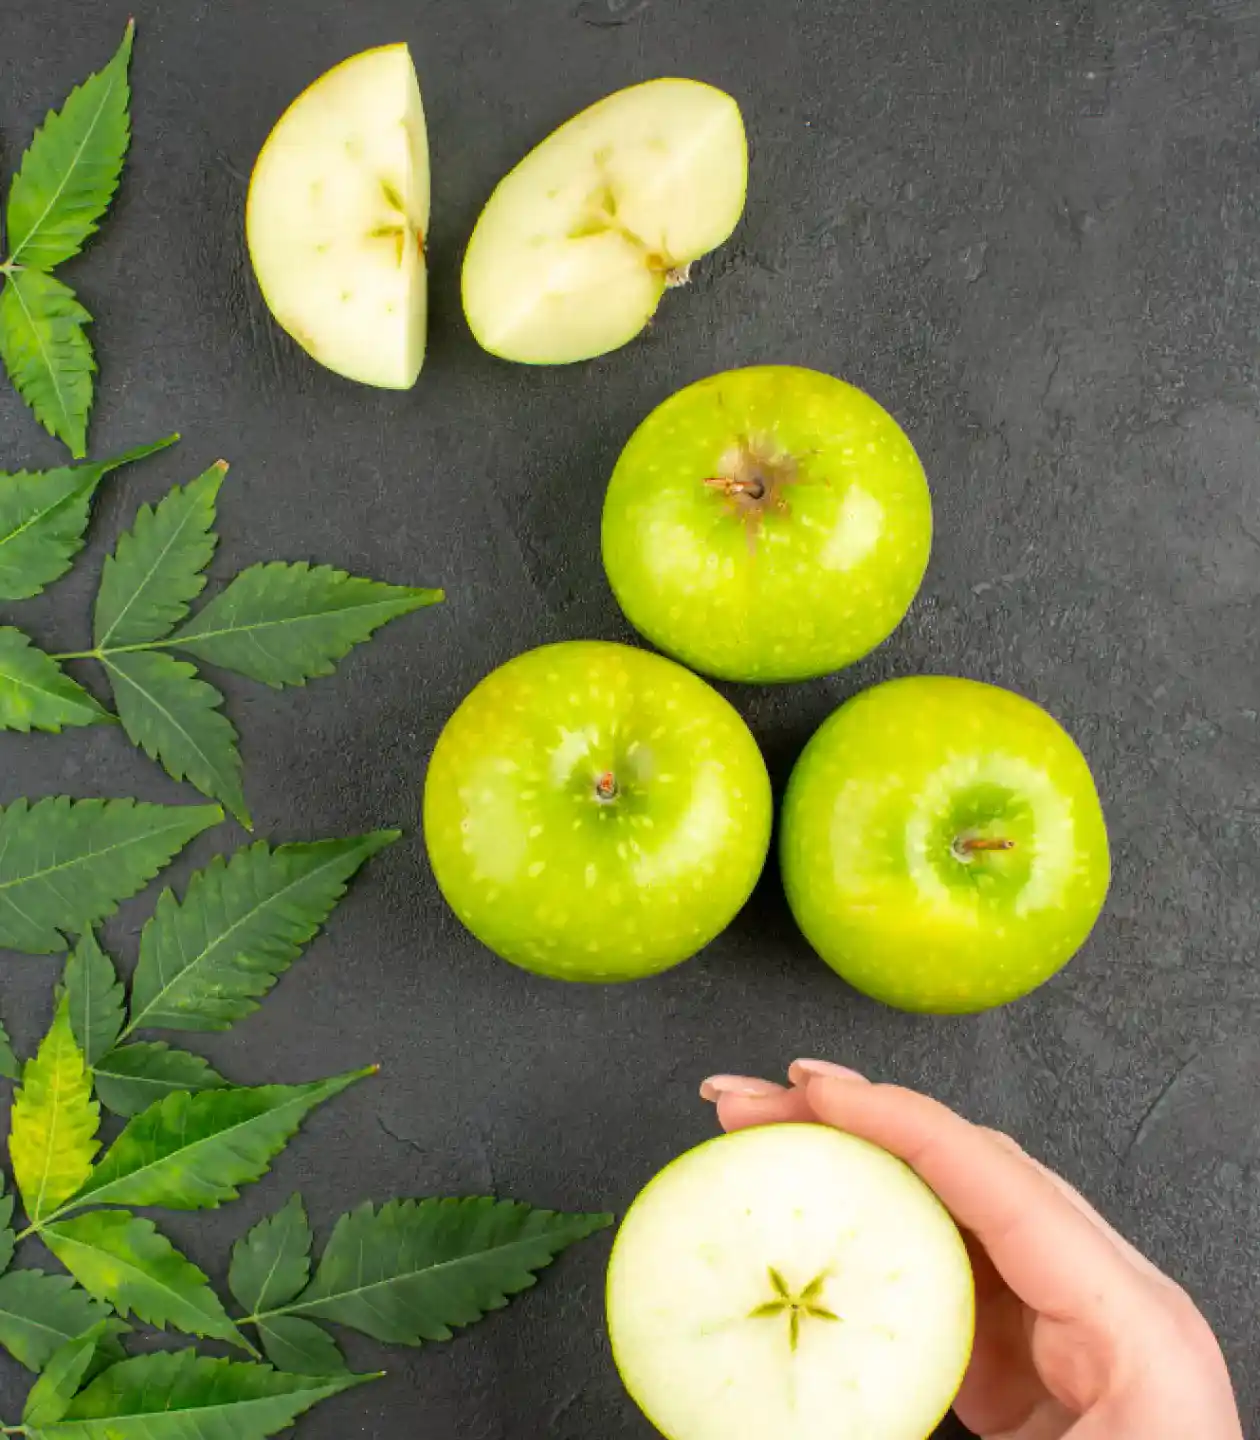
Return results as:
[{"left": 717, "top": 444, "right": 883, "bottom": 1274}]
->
[
  {"left": 462, "top": 79, "right": 747, "bottom": 365},
  {"left": 246, "top": 43, "right": 429, "bottom": 388},
  {"left": 607, "top": 1125, "right": 974, "bottom": 1440}
]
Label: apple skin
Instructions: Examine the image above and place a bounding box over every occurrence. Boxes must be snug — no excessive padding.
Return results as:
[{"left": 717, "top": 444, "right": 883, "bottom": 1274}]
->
[
  {"left": 607, "top": 1124, "right": 974, "bottom": 1440},
  {"left": 780, "top": 677, "right": 1110, "bottom": 1013},
  {"left": 601, "top": 367, "right": 932, "bottom": 683},
  {"left": 422, "top": 641, "right": 772, "bottom": 982}
]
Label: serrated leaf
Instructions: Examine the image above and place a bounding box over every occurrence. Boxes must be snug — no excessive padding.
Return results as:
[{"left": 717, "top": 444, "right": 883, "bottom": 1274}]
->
[
  {"left": 229, "top": 1195, "right": 312, "bottom": 1317},
  {"left": 64, "top": 932, "right": 124, "bottom": 1066},
  {"left": 103, "top": 650, "right": 249, "bottom": 827},
  {"left": 69, "top": 1069, "right": 371, "bottom": 1213},
  {"left": 93, "top": 1043, "right": 227, "bottom": 1118},
  {"left": 0, "top": 797, "right": 222, "bottom": 956},
  {"left": 171, "top": 562, "right": 442, "bottom": 688},
  {"left": 0, "top": 269, "right": 95, "bottom": 458},
  {"left": 0, "top": 628, "right": 108, "bottom": 733},
  {"left": 21, "top": 1320, "right": 130, "bottom": 1428},
  {"left": 0, "top": 1270, "right": 109, "bottom": 1372},
  {"left": 43, "top": 1211, "right": 249, "bottom": 1350},
  {"left": 94, "top": 462, "right": 225, "bottom": 649},
  {"left": 256, "top": 1316, "right": 345, "bottom": 1376},
  {"left": 0, "top": 437, "right": 177, "bottom": 602},
  {"left": 0, "top": 1187, "right": 15, "bottom": 1275},
  {"left": 272, "top": 1198, "right": 613, "bottom": 1344},
  {"left": 5, "top": 23, "right": 133, "bottom": 271},
  {"left": 25, "top": 1350, "right": 369, "bottom": 1440},
  {"left": 127, "top": 832, "right": 399, "bottom": 1036},
  {"left": 0, "top": 1012, "right": 20, "bottom": 1081},
  {"left": 9, "top": 997, "right": 100, "bottom": 1223}
]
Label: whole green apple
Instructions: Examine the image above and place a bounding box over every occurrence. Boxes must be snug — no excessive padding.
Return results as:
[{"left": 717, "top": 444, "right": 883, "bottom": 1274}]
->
[
  {"left": 601, "top": 366, "right": 932, "bottom": 683},
  {"left": 423, "top": 641, "right": 772, "bottom": 981},
  {"left": 780, "top": 677, "right": 1110, "bottom": 1012}
]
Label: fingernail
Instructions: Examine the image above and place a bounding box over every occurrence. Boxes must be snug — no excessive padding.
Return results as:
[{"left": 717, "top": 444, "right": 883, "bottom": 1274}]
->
[
  {"left": 788, "top": 1058, "right": 867, "bottom": 1086},
  {"left": 700, "top": 1075, "right": 783, "bottom": 1102}
]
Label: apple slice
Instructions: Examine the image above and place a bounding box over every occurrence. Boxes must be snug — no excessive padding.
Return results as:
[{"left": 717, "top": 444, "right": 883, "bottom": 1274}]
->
[
  {"left": 461, "top": 79, "right": 747, "bottom": 364},
  {"left": 607, "top": 1125, "right": 974, "bottom": 1440},
  {"left": 246, "top": 44, "right": 429, "bottom": 388}
]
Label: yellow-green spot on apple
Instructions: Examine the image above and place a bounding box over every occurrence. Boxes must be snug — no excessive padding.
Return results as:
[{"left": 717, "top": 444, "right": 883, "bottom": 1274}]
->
[
  {"left": 422, "top": 640, "right": 772, "bottom": 982},
  {"left": 461, "top": 79, "right": 747, "bottom": 365},
  {"left": 780, "top": 676, "right": 1111, "bottom": 1013},
  {"left": 607, "top": 1125, "right": 974, "bottom": 1440},
  {"left": 601, "top": 366, "right": 932, "bottom": 683},
  {"left": 246, "top": 43, "right": 429, "bottom": 388}
]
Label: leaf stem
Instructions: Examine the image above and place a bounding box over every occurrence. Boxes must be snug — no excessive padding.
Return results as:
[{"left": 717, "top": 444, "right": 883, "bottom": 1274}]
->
[{"left": 50, "top": 649, "right": 102, "bottom": 662}]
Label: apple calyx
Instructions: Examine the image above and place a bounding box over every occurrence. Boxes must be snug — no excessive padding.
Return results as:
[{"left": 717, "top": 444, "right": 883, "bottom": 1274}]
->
[
  {"left": 748, "top": 1266, "right": 842, "bottom": 1354},
  {"left": 595, "top": 770, "right": 620, "bottom": 802}
]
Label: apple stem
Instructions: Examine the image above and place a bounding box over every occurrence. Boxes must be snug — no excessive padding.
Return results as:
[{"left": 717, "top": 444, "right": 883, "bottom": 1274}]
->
[
  {"left": 956, "top": 836, "right": 1015, "bottom": 856},
  {"left": 704, "top": 475, "right": 766, "bottom": 501},
  {"left": 595, "top": 771, "right": 618, "bottom": 802}
]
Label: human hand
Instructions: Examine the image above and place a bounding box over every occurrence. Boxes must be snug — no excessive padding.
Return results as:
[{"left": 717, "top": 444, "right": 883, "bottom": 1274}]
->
[{"left": 700, "top": 1062, "right": 1244, "bottom": 1440}]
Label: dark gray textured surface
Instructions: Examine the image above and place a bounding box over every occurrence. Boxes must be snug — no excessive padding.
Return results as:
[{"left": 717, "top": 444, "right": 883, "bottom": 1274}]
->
[{"left": 1, "top": 0, "right": 1258, "bottom": 1434}]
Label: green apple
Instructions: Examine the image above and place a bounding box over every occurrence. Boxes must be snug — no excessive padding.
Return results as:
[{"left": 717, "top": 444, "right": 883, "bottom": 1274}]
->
[
  {"left": 780, "top": 677, "right": 1111, "bottom": 1013},
  {"left": 246, "top": 43, "right": 429, "bottom": 388},
  {"left": 461, "top": 80, "right": 747, "bottom": 364},
  {"left": 607, "top": 1124, "right": 974, "bottom": 1440},
  {"left": 422, "top": 640, "right": 771, "bottom": 981},
  {"left": 601, "top": 367, "right": 932, "bottom": 682}
]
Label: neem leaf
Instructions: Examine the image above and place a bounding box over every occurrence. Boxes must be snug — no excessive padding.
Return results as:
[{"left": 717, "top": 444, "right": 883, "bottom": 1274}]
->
[
  {"left": 273, "top": 1198, "right": 613, "bottom": 1344},
  {"left": 127, "top": 832, "right": 399, "bottom": 1036},
  {"left": 68, "top": 1070, "right": 371, "bottom": 1212},
  {"left": 0, "top": 1011, "right": 21, "bottom": 1081},
  {"left": 103, "top": 650, "right": 250, "bottom": 828},
  {"left": 0, "top": 1270, "right": 109, "bottom": 1372},
  {"left": 5, "top": 23, "right": 134, "bottom": 271},
  {"left": 0, "top": 437, "right": 178, "bottom": 601},
  {"left": 0, "top": 269, "right": 95, "bottom": 458},
  {"left": 94, "top": 462, "right": 225, "bottom": 650},
  {"left": 43, "top": 1211, "right": 250, "bottom": 1350},
  {"left": 9, "top": 997, "right": 100, "bottom": 1223},
  {"left": 255, "top": 1316, "right": 345, "bottom": 1376},
  {"left": 229, "top": 1195, "right": 312, "bottom": 1316},
  {"left": 0, "top": 797, "right": 222, "bottom": 956},
  {"left": 64, "top": 932, "right": 125, "bottom": 1067},
  {"left": 25, "top": 1351, "right": 370, "bottom": 1440},
  {"left": 92, "top": 1043, "right": 227, "bottom": 1118},
  {"left": 21, "top": 1321, "right": 130, "bottom": 1428},
  {"left": 0, "top": 628, "right": 108, "bottom": 733},
  {"left": 171, "top": 562, "right": 442, "bottom": 688}
]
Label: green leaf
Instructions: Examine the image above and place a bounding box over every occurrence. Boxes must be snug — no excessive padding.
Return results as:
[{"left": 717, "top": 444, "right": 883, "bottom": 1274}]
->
[
  {"left": 43, "top": 1211, "right": 249, "bottom": 1350},
  {"left": 0, "top": 269, "right": 95, "bottom": 458},
  {"left": 0, "top": 438, "right": 178, "bottom": 601},
  {"left": 21, "top": 1321, "right": 130, "bottom": 1428},
  {"left": 102, "top": 650, "right": 249, "bottom": 828},
  {"left": 64, "top": 932, "right": 124, "bottom": 1066},
  {"left": 0, "top": 1186, "right": 16, "bottom": 1275},
  {"left": 69, "top": 1069, "right": 371, "bottom": 1213},
  {"left": 0, "top": 1012, "right": 20, "bottom": 1081},
  {"left": 127, "top": 832, "right": 399, "bottom": 1036},
  {"left": 94, "top": 462, "right": 225, "bottom": 649},
  {"left": 171, "top": 562, "right": 442, "bottom": 688},
  {"left": 229, "top": 1195, "right": 312, "bottom": 1316},
  {"left": 92, "top": 1042, "right": 227, "bottom": 1118},
  {"left": 256, "top": 1316, "right": 345, "bottom": 1376},
  {"left": 0, "top": 628, "right": 108, "bottom": 733},
  {"left": 273, "top": 1198, "right": 613, "bottom": 1344},
  {"left": 5, "top": 23, "right": 134, "bottom": 271},
  {"left": 9, "top": 997, "right": 100, "bottom": 1223},
  {"left": 25, "top": 1351, "right": 370, "bottom": 1440},
  {"left": 0, "top": 1270, "right": 109, "bottom": 1372},
  {"left": 0, "top": 797, "right": 222, "bottom": 956}
]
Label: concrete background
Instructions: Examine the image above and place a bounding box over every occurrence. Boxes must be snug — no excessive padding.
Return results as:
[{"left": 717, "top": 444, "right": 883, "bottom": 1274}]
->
[{"left": 1, "top": 0, "right": 1256, "bottom": 1434}]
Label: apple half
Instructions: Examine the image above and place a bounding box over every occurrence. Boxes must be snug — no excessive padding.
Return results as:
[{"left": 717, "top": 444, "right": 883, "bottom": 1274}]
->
[
  {"left": 462, "top": 79, "right": 747, "bottom": 364},
  {"left": 607, "top": 1125, "right": 974, "bottom": 1440},
  {"left": 246, "top": 44, "right": 429, "bottom": 388}
]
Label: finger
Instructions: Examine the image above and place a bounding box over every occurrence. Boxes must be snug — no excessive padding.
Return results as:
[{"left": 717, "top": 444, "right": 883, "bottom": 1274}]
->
[
  {"left": 716, "top": 1087, "right": 817, "bottom": 1132},
  {"left": 803, "top": 1077, "right": 1145, "bottom": 1320}
]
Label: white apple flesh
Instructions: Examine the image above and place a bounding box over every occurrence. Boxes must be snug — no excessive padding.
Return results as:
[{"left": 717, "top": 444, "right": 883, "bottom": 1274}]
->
[
  {"left": 246, "top": 44, "right": 429, "bottom": 388},
  {"left": 462, "top": 79, "right": 747, "bottom": 364},
  {"left": 607, "top": 1125, "right": 974, "bottom": 1440}
]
